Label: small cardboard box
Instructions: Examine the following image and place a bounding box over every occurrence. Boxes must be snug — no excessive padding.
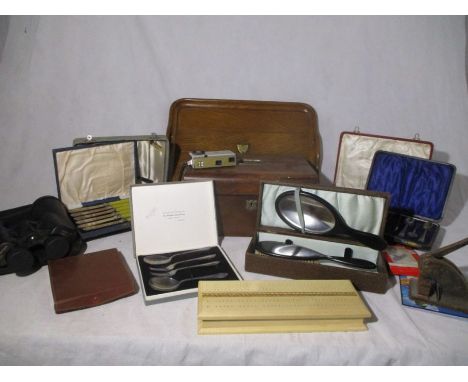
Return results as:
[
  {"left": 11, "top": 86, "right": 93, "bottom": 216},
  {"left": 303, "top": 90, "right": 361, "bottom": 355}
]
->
[
  {"left": 130, "top": 180, "right": 242, "bottom": 304},
  {"left": 245, "top": 182, "right": 391, "bottom": 293}
]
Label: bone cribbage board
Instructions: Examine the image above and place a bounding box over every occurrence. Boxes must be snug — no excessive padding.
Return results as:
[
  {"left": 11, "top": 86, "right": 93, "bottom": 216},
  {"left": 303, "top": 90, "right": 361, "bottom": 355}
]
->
[{"left": 197, "top": 279, "right": 371, "bottom": 334}]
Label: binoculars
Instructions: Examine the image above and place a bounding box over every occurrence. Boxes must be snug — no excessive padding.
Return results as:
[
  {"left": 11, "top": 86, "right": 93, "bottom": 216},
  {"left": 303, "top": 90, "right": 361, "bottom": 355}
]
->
[{"left": 0, "top": 196, "right": 86, "bottom": 276}]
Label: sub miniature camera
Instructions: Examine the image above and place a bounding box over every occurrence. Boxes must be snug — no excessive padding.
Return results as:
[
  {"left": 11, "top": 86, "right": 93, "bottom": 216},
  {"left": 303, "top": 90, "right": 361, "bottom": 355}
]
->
[{"left": 188, "top": 150, "right": 236, "bottom": 169}]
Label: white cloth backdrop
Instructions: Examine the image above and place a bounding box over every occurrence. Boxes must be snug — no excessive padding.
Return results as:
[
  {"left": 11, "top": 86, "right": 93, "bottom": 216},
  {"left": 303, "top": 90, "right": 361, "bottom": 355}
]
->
[{"left": 0, "top": 16, "right": 467, "bottom": 365}]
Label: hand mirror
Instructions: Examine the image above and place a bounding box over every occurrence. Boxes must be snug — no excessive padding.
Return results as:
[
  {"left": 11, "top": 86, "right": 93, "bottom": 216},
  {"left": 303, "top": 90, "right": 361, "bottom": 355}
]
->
[{"left": 275, "top": 190, "right": 387, "bottom": 251}]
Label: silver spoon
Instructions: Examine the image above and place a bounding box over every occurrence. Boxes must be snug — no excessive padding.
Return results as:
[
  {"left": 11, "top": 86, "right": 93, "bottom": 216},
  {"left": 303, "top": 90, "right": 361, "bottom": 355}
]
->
[
  {"left": 143, "top": 247, "right": 214, "bottom": 265},
  {"left": 149, "top": 272, "right": 228, "bottom": 292},
  {"left": 150, "top": 260, "right": 220, "bottom": 277},
  {"left": 149, "top": 254, "right": 217, "bottom": 271}
]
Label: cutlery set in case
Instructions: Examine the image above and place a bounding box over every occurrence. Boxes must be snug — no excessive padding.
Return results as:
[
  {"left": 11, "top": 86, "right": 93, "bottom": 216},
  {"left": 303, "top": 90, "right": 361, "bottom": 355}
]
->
[
  {"left": 130, "top": 180, "right": 241, "bottom": 303},
  {"left": 139, "top": 246, "right": 238, "bottom": 297},
  {"left": 53, "top": 134, "right": 169, "bottom": 241}
]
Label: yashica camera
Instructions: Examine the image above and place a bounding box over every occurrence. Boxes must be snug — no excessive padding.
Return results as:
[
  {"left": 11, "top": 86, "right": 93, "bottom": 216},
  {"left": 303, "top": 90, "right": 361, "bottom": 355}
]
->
[{"left": 188, "top": 150, "right": 236, "bottom": 169}]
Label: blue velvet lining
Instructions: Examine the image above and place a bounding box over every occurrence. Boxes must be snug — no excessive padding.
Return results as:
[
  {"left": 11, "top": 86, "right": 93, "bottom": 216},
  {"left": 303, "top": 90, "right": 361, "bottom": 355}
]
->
[{"left": 367, "top": 151, "right": 455, "bottom": 220}]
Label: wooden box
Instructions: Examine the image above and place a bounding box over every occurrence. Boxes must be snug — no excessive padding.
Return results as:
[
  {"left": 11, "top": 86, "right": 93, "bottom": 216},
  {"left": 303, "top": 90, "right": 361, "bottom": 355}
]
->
[
  {"left": 183, "top": 156, "right": 319, "bottom": 236},
  {"left": 167, "top": 98, "right": 321, "bottom": 236}
]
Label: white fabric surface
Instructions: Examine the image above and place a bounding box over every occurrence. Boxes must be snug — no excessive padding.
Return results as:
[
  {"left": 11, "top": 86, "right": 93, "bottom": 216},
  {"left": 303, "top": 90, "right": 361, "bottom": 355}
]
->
[
  {"left": 260, "top": 183, "right": 386, "bottom": 234},
  {"left": 1, "top": 233, "right": 468, "bottom": 366},
  {"left": 334, "top": 133, "right": 433, "bottom": 189},
  {"left": 0, "top": 16, "right": 468, "bottom": 365},
  {"left": 55, "top": 142, "right": 135, "bottom": 207}
]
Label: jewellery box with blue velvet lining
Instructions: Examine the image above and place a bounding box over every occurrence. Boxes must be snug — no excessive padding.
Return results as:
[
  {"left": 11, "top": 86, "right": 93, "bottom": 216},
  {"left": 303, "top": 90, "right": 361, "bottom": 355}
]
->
[{"left": 366, "top": 151, "right": 456, "bottom": 250}]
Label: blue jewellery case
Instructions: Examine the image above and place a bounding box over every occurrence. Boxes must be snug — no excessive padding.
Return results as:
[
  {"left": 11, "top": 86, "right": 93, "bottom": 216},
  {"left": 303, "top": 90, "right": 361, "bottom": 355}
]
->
[{"left": 366, "top": 151, "right": 456, "bottom": 250}]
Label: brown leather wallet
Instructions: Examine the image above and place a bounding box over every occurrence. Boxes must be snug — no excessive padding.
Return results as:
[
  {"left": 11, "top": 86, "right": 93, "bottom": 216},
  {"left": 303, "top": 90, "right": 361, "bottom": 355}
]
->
[{"left": 48, "top": 248, "right": 138, "bottom": 313}]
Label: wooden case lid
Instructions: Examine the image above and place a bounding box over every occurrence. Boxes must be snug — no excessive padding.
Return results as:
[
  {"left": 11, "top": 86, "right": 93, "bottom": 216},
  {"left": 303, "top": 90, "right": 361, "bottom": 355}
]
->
[{"left": 166, "top": 98, "right": 321, "bottom": 180}]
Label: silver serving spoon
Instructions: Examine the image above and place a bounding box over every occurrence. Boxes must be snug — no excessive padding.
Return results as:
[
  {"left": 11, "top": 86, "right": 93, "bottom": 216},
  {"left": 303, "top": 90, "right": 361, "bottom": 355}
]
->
[
  {"left": 149, "top": 272, "right": 229, "bottom": 292},
  {"left": 150, "top": 260, "right": 220, "bottom": 277},
  {"left": 149, "top": 254, "right": 217, "bottom": 271},
  {"left": 143, "top": 246, "right": 214, "bottom": 265}
]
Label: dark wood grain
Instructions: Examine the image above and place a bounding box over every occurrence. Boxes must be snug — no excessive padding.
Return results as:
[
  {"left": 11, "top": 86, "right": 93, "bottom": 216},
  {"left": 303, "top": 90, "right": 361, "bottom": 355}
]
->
[{"left": 166, "top": 98, "right": 321, "bottom": 181}]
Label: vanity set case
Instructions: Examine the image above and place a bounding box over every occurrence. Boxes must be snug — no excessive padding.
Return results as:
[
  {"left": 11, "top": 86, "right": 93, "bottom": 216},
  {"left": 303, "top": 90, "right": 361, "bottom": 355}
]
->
[
  {"left": 245, "top": 182, "right": 391, "bottom": 293},
  {"left": 166, "top": 98, "right": 321, "bottom": 237}
]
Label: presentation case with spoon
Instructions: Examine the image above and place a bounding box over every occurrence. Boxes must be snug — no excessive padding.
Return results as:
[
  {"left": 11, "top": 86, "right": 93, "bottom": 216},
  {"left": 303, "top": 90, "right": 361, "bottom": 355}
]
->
[
  {"left": 245, "top": 182, "right": 391, "bottom": 293},
  {"left": 130, "top": 180, "right": 241, "bottom": 304}
]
